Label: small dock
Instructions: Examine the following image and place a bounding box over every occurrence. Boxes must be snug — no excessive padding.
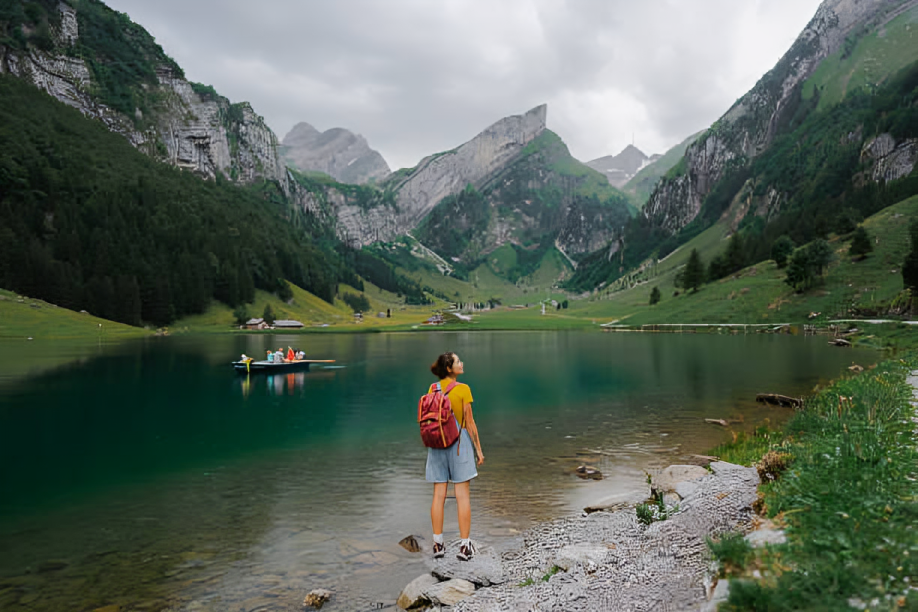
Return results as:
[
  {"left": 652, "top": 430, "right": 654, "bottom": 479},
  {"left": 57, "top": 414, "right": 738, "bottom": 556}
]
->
[{"left": 601, "top": 323, "right": 791, "bottom": 334}]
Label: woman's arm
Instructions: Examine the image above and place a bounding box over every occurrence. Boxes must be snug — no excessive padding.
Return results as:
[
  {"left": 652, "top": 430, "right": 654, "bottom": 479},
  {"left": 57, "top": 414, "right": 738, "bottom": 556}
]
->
[{"left": 464, "top": 401, "right": 484, "bottom": 465}]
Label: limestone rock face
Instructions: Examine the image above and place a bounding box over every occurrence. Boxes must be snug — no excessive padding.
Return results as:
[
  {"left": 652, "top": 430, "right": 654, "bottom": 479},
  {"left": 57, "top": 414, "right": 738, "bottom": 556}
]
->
[
  {"left": 281, "top": 123, "right": 390, "bottom": 185},
  {"left": 384, "top": 104, "right": 548, "bottom": 241},
  {"left": 0, "top": 3, "right": 286, "bottom": 190},
  {"left": 861, "top": 133, "right": 918, "bottom": 183},
  {"left": 643, "top": 0, "right": 910, "bottom": 235}
]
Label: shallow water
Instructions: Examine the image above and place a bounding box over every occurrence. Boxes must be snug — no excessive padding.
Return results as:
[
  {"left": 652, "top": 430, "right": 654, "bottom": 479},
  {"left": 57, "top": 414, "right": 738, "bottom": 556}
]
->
[{"left": 0, "top": 332, "right": 876, "bottom": 610}]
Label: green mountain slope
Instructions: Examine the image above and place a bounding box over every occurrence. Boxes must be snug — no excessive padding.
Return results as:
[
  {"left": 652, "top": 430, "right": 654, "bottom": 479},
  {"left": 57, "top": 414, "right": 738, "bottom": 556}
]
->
[
  {"left": 568, "top": 1, "right": 918, "bottom": 296},
  {"left": 622, "top": 130, "right": 704, "bottom": 208},
  {"left": 0, "top": 74, "right": 352, "bottom": 326},
  {"left": 411, "top": 130, "right": 633, "bottom": 284},
  {"left": 571, "top": 194, "right": 918, "bottom": 325}
]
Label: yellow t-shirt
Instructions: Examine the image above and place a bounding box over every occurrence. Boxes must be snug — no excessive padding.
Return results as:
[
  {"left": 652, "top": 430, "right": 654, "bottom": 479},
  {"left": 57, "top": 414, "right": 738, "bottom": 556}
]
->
[{"left": 430, "top": 379, "right": 473, "bottom": 426}]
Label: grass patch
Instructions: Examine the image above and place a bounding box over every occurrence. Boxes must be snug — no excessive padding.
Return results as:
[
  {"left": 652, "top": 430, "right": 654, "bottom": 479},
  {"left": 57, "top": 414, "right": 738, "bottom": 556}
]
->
[
  {"left": 712, "top": 354, "right": 918, "bottom": 610},
  {"left": 803, "top": 5, "right": 918, "bottom": 111},
  {"left": 0, "top": 290, "right": 147, "bottom": 340},
  {"left": 636, "top": 490, "right": 679, "bottom": 525}
]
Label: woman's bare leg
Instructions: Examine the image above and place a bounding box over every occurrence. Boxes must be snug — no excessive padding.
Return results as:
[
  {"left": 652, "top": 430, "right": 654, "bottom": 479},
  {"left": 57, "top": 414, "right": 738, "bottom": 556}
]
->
[
  {"left": 455, "top": 481, "right": 471, "bottom": 539},
  {"left": 431, "top": 482, "right": 448, "bottom": 535}
]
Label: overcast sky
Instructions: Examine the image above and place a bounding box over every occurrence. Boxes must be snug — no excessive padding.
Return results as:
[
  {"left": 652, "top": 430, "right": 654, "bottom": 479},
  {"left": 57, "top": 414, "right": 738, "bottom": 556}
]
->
[{"left": 104, "top": 0, "right": 823, "bottom": 170}]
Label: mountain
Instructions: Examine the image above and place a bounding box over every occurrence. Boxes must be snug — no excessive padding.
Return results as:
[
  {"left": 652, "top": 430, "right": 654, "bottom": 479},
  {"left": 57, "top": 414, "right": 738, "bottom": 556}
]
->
[
  {"left": 0, "top": 0, "right": 286, "bottom": 187},
  {"left": 586, "top": 145, "right": 659, "bottom": 188},
  {"left": 410, "top": 129, "right": 633, "bottom": 281},
  {"left": 622, "top": 131, "right": 704, "bottom": 208},
  {"left": 567, "top": 0, "right": 918, "bottom": 292},
  {"left": 280, "top": 122, "right": 390, "bottom": 185},
  {"left": 642, "top": 0, "right": 918, "bottom": 237},
  {"left": 316, "top": 104, "right": 549, "bottom": 246}
]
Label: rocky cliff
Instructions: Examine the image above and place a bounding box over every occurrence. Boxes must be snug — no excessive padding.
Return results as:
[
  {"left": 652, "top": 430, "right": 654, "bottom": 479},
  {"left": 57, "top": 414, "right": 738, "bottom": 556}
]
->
[
  {"left": 280, "top": 123, "right": 390, "bottom": 185},
  {"left": 0, "top": 1, "right": 287, "bottom": 189},
  {"left": 586, "top": 145, "right": 658, "bottom": 188},
  {"left": 410, "top": 129, "right": 633, "bottom": 282},
  {"left": 390, "top": 105, "right": 547, "bottom": 232},
  {"left": 643, "top": 0, "right": 918, "bottom": 235}
]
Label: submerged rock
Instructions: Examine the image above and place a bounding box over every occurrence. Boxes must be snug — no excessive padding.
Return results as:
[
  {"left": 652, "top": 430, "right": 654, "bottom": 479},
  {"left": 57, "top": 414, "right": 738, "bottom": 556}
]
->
[
  {"left": 398, "top": 535, "right": 424, "bottom": 553},
  {"left": 575, "top": 465, "right": 603, "bottom": 480},
  {"left": 303, "top": 588, "right": 333, "bottom": 609}
]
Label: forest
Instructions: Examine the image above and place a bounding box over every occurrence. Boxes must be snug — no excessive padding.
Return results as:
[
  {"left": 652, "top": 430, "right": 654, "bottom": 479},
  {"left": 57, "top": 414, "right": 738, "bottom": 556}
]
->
[{"left": 0, "top": 74, "right": 349, "bottom": 326}]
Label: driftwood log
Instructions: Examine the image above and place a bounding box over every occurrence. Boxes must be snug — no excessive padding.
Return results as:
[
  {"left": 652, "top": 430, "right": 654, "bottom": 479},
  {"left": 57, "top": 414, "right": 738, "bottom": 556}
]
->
[
  {"left": 756, "top": 393, "right": 803, "bottom": 408},
  {"left": 829, "top": 338, "right": 852, "bottom": 347}
]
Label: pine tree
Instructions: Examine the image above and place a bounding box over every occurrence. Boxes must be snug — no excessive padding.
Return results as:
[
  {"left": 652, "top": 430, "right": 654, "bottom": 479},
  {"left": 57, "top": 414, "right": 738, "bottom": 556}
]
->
[
  {"left": 903, "top": 221, "right": 918, "bottom": 293},
  {"left": 683, "top": 249, "right": 704, "bottom": 292},
  {"left": 849, "top": 226, "right": 873, "bottom": 259},
  {"left": 649, "top": 286, "right": 661, "bottom": 306}
]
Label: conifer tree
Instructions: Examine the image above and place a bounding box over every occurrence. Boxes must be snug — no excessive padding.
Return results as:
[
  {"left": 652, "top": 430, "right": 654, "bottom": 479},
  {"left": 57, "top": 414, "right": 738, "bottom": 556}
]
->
[
  {"left": 849, "top": 226, "right": 873, "bottom": 259},
  {"left": 682, "top": 249, "right": 705, "bottom": 293},
  {"left": 649, "top": 286, "right": 661, "bottom": 305}
]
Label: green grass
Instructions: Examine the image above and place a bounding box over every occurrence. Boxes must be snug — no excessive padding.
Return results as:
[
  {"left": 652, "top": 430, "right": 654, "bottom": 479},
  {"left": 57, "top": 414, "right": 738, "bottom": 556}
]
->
[
  {"left": 803, "top": 5, "right": 918, "bottom": 111},
  {"left": 569, "top": 195, "right": 918, "bottom": 326},
  {"left": 0, "top": 289, "right": 147, "bottom": 340},
  {"left": 716, "top": 354, "right": 918, "bottom": 610}
]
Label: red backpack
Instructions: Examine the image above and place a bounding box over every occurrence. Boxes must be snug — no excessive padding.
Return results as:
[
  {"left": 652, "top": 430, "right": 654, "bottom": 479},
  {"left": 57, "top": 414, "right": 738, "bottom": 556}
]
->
[{"left": 418, "top": 381, "right": 464, "bottom": 450}]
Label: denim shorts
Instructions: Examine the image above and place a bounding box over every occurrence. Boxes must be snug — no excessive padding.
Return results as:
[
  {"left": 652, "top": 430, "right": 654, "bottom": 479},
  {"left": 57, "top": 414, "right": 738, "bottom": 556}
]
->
[{"left": 425, "top": 428, "right": 477, "bottom": 483}]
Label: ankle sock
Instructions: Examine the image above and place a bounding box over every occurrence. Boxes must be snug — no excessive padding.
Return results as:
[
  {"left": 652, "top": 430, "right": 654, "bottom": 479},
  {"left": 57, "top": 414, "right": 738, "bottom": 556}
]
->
[
  {"left": 433, "top": 533, "right": 444, "bottom": 545},
  {"left": 461, "top": 538, "right": 471, "bottom": 548}
]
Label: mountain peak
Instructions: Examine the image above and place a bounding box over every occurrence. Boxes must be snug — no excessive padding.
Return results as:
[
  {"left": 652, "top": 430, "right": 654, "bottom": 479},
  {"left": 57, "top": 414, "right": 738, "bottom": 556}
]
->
[
  {"left": 585, "top": 144, "right": 653, "bottom": 188},
  {"left": 280, "top": 123, "right": 390, "bottom": 185}
]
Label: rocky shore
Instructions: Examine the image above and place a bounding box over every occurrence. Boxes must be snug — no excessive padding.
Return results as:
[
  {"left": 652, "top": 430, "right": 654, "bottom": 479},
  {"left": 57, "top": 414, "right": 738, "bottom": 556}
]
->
[{"left": 396, "top": 461, "right": 764, "bottom": 611}]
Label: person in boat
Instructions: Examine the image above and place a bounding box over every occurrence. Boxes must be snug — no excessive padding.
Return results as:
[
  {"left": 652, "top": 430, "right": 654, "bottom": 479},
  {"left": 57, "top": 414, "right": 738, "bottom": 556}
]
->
[
  {"left": 266, "top": 350, "right": 274, "bottom": 363},
  {"left": 296, "top": 349, "right": 306, "bottom": 360},
  {"left": 275, "top": 348, "right": 285, "bottom": 363},
  {"left": 426, "top": 352, "right": 484, "bottom": 562},
  {"left": 286, "top": 347, "right": 295, "bottom": 362}
]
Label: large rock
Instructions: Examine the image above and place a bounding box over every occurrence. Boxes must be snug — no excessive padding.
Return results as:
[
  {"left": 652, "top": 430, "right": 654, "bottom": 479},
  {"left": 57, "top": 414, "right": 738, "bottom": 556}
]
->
[
  {"left": 424, "top": 578, "right": 476, "bottom": 606},
  {"left": 397, "top": 573, "right": 439, "bottom": 610},
  {"left": 553, "top": 543, "right": 608, "bottom": 571},
  {"left": 427, "top": 543, "right": 506, "bottom": 586},
  {"left": 652, "top": 465, "right": 709, "bottom": 494},
  {"left": 281, "top": 122, "right": 390, "bottom": 184}
]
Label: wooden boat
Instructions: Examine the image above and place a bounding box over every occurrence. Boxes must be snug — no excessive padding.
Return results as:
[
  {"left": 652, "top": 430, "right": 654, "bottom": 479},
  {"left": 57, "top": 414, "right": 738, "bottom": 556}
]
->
[{"left": 232, "top": 358, "right": 335, "bottom": 374}]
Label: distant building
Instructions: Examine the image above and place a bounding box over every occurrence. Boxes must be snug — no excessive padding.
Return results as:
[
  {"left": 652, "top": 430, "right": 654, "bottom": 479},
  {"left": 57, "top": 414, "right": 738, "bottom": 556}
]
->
[
  {"left": 245, "top": 318, "right": 268, "bottom": 330},
  {"left": 273, "top": 319, "right": 304, "bottom": 329}
]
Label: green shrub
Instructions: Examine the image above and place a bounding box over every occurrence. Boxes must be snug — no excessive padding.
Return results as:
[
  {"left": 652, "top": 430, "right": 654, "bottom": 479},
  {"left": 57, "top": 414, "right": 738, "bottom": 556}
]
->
[{"left": 707, "top": 532, "right": 753, "bottom": 577}]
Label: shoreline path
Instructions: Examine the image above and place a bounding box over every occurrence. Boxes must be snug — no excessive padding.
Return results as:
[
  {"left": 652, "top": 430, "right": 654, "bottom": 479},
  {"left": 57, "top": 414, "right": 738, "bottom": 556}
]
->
[{"left": 399, "top": 461, "right": 760, "bottom": 611}]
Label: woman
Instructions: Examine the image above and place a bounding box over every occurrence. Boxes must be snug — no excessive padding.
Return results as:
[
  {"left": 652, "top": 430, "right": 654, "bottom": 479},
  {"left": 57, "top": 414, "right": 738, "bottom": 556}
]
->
[{"left": 426, "top": 352, "right": 485, "bottom": 561}]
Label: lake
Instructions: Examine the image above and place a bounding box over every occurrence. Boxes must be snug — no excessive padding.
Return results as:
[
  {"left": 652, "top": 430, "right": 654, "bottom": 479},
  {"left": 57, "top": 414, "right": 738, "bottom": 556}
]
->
[{"left": 0, "top": 331, "right": 876, "bottom": 611}]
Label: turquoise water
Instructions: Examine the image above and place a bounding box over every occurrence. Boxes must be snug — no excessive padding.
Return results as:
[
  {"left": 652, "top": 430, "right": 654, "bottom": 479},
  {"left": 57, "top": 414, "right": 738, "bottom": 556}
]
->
[{"left": 0, "top": 332, "right": 876, "bottom": 610}]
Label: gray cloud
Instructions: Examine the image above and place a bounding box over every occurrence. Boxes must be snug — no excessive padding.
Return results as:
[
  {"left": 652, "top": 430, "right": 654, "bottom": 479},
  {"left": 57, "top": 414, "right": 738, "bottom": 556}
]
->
[{"left": 105, "top": 0, "right": 822, "bottom": 169}]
